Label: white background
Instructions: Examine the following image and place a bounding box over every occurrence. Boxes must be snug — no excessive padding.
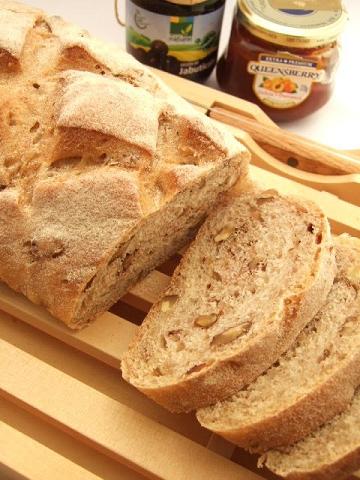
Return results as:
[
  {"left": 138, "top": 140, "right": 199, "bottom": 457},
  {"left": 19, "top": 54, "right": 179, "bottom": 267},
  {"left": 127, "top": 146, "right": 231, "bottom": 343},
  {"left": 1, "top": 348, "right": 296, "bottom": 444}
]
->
[{"left": 25, "top": 0, "right": 360, "bottom": 150}]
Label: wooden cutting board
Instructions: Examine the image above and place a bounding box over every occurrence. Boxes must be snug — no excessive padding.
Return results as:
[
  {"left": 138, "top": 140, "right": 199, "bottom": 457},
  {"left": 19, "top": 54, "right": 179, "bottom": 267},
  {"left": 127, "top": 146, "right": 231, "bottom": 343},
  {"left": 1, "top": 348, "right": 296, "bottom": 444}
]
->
[{"left": 0, "top": 71, "right": 359, "bottom": 480}]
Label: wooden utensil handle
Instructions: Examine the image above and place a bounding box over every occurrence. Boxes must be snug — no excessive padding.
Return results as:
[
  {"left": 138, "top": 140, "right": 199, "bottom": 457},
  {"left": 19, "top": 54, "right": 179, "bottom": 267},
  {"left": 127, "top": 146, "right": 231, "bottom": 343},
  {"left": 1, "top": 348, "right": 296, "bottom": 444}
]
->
[{"left": 210, "top": 105, "right": 360, "bottom": 176}]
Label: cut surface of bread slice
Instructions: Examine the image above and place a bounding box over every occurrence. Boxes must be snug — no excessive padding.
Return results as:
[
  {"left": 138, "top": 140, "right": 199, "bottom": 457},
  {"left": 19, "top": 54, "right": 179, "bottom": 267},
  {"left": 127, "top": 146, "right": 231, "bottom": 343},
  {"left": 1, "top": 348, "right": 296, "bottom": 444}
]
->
[
  {"left": 262, "top": 386, "right": 360, "bottom": 480},
  {"left": 197, "top": 234, "right": 360, "bottom": 451},
  {"left": 0, "top": 1, "right": 249, "bottom": 328},
  {"left": 121, "top": 190, "right": 336, "bottom": 412}
]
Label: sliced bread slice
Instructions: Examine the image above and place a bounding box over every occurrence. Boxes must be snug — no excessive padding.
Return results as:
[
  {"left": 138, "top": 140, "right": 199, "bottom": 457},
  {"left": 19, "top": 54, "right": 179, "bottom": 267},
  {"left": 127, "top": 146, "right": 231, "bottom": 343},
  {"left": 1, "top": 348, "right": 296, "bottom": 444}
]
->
[
  {"left": 197, "top": 234, "right": 360, "bottom": 451},
  {"left": 261, "top": 386, "right": 360, "bottom": 480},
  {"left": 121, "top": 190, "right": 336, "bottom": 412}
]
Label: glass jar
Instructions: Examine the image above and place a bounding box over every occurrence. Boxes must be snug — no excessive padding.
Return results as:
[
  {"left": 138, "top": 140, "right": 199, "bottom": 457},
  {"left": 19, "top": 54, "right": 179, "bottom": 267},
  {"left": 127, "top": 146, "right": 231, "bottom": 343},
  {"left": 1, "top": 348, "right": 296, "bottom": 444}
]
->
[
  {"left": 125, "top": 0, "right": 226, "bottom": 81},
  {"left": 217, "top": 0, "right": 348, "bottom": 122}
]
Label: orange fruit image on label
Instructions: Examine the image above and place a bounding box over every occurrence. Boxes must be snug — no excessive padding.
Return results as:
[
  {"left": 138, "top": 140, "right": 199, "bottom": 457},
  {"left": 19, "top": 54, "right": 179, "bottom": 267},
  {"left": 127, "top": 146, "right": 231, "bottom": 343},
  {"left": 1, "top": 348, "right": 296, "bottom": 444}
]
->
[{"left": 247, "top": 53, "right": 324, "bottom": 109}]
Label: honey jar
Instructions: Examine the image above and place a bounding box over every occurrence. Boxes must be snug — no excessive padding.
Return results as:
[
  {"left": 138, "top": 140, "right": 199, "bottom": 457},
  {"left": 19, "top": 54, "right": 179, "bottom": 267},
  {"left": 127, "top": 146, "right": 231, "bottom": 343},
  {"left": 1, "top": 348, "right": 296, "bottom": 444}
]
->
[{"left": 216, "top": 0, "right": 348, "bottom": 122}]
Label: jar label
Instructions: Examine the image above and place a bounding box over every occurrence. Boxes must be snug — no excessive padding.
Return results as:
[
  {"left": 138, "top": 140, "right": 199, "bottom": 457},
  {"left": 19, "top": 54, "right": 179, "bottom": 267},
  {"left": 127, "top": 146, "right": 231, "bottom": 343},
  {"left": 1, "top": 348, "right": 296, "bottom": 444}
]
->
[
  {"left": 125, "top": 1, "right": 224, "bottom": 77},
  {"left": 248, "top": 53, "right": 325, "bottom": 109}
]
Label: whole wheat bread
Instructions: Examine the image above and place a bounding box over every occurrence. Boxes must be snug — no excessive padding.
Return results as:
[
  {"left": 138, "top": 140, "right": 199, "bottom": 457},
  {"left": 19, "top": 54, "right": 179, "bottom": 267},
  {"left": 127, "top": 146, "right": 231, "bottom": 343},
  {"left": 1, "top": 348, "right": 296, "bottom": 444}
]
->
[
  {"left": 197, "top": 234, "right": 360, "bottom": 451},
  {"left": 262, "top": 387, "right": 360, "bottom": 480},
  {"left": 0, "top": 1, "right": 249, "bottom": 328},
  {"left": 121, "top": 190, "right": 336, "bottom": 412}
]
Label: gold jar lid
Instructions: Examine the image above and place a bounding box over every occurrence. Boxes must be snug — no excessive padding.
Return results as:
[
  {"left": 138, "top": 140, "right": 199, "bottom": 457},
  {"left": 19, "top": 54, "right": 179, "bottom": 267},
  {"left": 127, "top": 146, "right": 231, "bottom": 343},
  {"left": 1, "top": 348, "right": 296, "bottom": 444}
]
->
[{"left": 238, "top": 0, "right": 348, "bottom": 48}]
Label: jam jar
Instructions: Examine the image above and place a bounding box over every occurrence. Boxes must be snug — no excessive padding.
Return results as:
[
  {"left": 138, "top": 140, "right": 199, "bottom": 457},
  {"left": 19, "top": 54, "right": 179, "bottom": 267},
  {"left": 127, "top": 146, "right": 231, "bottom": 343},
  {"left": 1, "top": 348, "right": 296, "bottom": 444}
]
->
[
  {"left": 217, "top": 0, "right": 348, "bottom": 122},
  {"left": 125, "top": 0, "right": 226, "bottom": 81}
]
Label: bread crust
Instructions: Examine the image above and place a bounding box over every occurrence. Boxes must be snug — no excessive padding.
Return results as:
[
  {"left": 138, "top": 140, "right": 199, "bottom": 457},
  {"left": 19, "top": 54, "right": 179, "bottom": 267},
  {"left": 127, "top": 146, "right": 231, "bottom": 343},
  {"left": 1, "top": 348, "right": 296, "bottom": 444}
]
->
[
  {"left": 122, "top": 193, "right": 336, "bottom": 412},
  {"left": 263, "top": 445, "right": 360, "bottom": 480}
]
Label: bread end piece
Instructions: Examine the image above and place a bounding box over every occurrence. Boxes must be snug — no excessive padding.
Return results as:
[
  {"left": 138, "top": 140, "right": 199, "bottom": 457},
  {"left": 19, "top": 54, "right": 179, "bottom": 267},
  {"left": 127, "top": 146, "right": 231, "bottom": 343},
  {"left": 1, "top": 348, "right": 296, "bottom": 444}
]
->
[
  {"left": 70, "top": 155, "right": 249, "bottom": 328},
  {"left": 261, "top": 390, "right": 360, "bottom": 480}
]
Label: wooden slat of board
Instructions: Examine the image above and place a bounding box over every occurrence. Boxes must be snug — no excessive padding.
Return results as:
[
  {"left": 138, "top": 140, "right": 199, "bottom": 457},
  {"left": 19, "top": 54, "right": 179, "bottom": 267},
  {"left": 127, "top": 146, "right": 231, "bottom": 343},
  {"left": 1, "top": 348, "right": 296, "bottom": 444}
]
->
[
  {"left": 250, "top": 165, "right": 360, "bottom": 236},
  {"left": 0, "top": 338, "right": 264, "bottom": 480},
  {"left": 0, "top": 270, "right": 169, "bottom": 367},
  {"left": 0, "top": 422, "right": 111, "bottom": 480},
  {"left": 0, "top": 281, "right": 135, "bottom": 368},
  {"left": 207, "top": 434, "right": 237, "bottom": 459},
  {"left": 0, "top": 311, "right": 209, "bottom": 446},
  {"left": 0, "top": 397, "right": 145, "bottom": 480}
]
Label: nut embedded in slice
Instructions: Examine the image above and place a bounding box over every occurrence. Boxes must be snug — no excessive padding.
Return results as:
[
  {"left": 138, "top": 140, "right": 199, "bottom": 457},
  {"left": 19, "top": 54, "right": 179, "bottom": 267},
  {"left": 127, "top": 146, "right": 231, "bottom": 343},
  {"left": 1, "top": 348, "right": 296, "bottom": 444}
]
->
[
  {"left": 211, "top": 322, "right": 252, "bottom": 347},
  {"left": 194, "top": 314, "right": 218, "bottom": 328},
  {"left": 161, "top": 295, "right": 178, "bottom": 312},
  {"left": 214, "top": 226, "right": 234, "bottom": 243},
  {"left": 256, "top": 190, "right": 278, "bottom": 205}
]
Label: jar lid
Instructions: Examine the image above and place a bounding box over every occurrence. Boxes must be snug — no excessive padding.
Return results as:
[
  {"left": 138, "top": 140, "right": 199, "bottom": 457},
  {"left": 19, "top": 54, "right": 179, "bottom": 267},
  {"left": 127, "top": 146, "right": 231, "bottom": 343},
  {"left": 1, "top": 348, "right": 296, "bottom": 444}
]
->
[{"left": 238, "top": 0, "right": 348, "bottom": 48}]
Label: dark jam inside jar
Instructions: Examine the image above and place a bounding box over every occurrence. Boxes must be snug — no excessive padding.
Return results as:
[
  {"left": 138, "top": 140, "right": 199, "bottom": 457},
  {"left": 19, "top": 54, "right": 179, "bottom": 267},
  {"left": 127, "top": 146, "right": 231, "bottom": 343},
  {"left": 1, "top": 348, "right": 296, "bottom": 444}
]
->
[
  {"left": 128, "top": 0, "right": 224, "bottom": 15},
  {"left": 217, "top": 10, "right": 340, "bottom": 122},
  {"left": 126, "top": 0, "right": 225, "bottom": 81}
]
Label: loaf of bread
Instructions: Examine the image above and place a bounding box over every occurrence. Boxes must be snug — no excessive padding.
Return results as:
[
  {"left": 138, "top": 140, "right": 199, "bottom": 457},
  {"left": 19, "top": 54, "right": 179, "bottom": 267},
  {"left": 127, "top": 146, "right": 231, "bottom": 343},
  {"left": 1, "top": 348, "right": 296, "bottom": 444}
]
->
[
  {"left": 0, "top": 1, "right": 249, "bottom": 328},
  {"left": 121, "top": 190, "right": 336, "bottom": 412},
  {"left": 197, "top": 234, "right": 360, "bottom": 452}
]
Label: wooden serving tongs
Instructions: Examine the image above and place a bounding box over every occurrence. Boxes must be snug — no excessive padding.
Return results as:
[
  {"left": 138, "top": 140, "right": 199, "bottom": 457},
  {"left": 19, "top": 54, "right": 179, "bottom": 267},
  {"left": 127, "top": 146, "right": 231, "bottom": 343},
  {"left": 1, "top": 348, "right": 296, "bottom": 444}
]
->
[
  {"left": 207, "top": 103, "right": 360, "bottom": 207},
  {"left": 154, "top": 70, "right": 360, "bottom": 207}
]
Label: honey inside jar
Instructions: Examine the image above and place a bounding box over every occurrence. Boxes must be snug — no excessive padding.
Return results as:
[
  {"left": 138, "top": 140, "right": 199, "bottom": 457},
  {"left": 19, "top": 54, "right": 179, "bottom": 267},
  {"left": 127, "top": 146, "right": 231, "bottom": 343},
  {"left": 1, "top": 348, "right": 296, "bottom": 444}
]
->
[{"left": 217, "top": 0, "right": 348, "bottom": 122}]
